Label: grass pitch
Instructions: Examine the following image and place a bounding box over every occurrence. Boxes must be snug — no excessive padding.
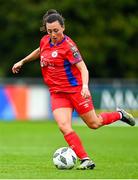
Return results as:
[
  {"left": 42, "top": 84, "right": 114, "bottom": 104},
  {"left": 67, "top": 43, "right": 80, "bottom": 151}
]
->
[{"left": 0, "top": 121, "right": 138, "bottom": 179}]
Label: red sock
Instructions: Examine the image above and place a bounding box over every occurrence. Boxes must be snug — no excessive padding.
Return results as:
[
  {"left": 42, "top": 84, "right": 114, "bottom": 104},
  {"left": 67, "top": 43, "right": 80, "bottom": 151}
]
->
[
  {"left": 100, "top": 112, "right": 121, "bottom": 125},
  {"left": 64, "top": 131, "right": 89, "bottom": 159}
]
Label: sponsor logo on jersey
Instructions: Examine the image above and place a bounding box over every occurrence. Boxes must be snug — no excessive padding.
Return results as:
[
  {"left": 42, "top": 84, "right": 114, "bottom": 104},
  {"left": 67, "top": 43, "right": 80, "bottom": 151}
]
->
[{"left": 40, "top": 56, "right": 47, "bottom": 67}]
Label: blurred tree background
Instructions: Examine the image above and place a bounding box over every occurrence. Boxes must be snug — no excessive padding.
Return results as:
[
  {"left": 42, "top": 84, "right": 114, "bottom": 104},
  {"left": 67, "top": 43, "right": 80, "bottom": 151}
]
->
[{"left": 0, "top": 0, "right": 137, "bottom": 78}]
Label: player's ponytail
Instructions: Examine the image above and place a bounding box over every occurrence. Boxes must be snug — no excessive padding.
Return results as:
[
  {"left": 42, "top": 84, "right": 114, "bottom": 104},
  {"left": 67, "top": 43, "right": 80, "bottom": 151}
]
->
[
  {"left": 45, "top": 9, "right": 58, "bottom": 17},
  {"left": 40, "top": 9, "right": 64, "bottom": 32}
]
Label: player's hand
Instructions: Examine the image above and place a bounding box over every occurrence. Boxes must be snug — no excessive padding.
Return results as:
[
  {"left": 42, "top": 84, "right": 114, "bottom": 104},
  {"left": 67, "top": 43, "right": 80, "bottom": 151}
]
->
[
  {"left": 12, "top": 60, "right": 23, "bottom": 74},
  {"left": 81, "top": 85, "right": 91, "bottom": 99}
]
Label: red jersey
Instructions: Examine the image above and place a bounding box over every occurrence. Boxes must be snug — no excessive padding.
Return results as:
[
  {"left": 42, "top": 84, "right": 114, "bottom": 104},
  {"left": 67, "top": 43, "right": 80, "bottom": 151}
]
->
[{"left": 40, "top": 35, "right": 83, "bottom": 93}]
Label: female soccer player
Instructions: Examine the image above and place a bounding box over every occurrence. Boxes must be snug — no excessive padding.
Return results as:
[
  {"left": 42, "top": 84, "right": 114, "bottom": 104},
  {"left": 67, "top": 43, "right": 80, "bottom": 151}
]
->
[{"left": 12, "top": 9, "right": 135, "bottom": 170}]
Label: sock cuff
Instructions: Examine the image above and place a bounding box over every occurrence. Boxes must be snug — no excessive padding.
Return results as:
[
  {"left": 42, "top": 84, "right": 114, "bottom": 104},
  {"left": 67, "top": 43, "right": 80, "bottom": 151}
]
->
[
  {"left": 64, "top": 131, "right": 76, "bottom": 140},
  {"left": 118, "top": 112, "right": 122, "bottom": 119}
]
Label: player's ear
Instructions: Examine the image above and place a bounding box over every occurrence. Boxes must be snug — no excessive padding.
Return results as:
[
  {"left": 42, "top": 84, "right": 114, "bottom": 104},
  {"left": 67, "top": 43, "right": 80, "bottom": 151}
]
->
[{"left": 62, "top": 25, "right": 65, "bottom": 31}]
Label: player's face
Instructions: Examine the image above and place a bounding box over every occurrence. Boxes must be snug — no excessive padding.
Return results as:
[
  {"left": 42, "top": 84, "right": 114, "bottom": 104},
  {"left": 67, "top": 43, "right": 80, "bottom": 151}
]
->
[{"left": 46, "top": 21, "right": 65, "bottom": 44}]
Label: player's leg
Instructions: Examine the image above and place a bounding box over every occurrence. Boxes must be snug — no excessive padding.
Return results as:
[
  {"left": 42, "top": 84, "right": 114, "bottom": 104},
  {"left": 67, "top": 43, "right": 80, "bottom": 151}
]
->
[
  {"left": 80, "top": 109, "right": 103, "bottom": 129},
  {"left": 70, "top": 91, "right": 135, "bottom": 128},
  {"left": 53, "top": 108, "right": 92, "bottom": 162},
  {"left": 81, "top": 108, "right": 135, "bottom": 128},
  {"left": 65, "top": 93, "right": 95, "bottom": 169},
  {"left": 51, "top": 92, "right": 92, "bottom": 165},
  {"left": 80, "top": 109, "right": 122, "bottom": 129},
  {"left": 53, "top": 107, "right": 73, "bottom": 135}
]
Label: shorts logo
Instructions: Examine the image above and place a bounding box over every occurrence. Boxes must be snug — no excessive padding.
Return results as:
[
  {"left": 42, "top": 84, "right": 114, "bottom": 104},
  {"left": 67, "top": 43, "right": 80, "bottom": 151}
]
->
[
  {"left": 51, "top": 51, "right": 58, "bottom": 58},
  {"left": 84, "top": 103, "right": 89, "bottom": 108},
  {"left": 79, "top": 99, "right": 90, "bottom": 108}
]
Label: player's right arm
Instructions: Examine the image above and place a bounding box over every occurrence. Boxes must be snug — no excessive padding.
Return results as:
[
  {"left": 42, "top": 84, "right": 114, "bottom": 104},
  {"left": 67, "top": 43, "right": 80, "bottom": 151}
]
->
[{"left": 12, "top": 47, "right": 40, "bottom": 74}]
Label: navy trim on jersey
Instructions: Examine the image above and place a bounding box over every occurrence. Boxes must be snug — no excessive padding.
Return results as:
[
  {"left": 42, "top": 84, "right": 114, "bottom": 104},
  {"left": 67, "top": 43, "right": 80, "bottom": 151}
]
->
[
  {"left": 49, "top": 35, "right": 66, "bottom": 47},
  {"left": 64, "top": 59, "right": 78, "bottom": 86}
]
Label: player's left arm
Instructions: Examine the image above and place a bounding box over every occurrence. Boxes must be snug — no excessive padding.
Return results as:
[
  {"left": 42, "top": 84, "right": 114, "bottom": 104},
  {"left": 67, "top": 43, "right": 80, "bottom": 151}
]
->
[{"left": 75, "top": 61, "right": 91, "bottom": 98}]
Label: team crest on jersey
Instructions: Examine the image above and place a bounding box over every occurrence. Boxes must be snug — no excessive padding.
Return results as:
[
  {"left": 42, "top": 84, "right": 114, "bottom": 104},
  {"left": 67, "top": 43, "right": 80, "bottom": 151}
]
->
[{"left": 51, "top": 51, "right": 58, "bottom": 58}]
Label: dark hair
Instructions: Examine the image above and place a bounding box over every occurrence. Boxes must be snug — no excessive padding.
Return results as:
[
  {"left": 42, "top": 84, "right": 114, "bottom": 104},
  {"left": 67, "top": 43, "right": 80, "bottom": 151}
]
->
[{"left": 40, "top": 9, "right": 65, "bottom": 32}]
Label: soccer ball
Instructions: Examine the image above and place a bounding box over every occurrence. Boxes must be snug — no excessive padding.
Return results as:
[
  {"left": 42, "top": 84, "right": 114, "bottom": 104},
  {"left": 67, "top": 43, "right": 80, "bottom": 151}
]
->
[{"left": 53, "top": 147, "right": 77, "bottom": 169}]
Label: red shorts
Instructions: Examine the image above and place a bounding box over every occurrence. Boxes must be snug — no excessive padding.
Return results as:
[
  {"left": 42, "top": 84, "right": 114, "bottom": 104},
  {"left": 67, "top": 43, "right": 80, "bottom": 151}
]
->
[{"left": 50, "top": 91, "right": 94, "bottom": 115}]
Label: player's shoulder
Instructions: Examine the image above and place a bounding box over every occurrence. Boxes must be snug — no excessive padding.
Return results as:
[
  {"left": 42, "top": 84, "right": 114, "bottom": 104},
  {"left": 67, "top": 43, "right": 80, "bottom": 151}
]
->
[
  {"left": 40, "top": 34, "right": 49, "bottom": 43},
  {"left": 40, "top": 34, "right": 50, "bottom": 47},
  {"left": 65, "top": 35, "right": 76, "bottom": 47},
  {"left": 65, "top": 35, "right": 79, "bottom": 52}
]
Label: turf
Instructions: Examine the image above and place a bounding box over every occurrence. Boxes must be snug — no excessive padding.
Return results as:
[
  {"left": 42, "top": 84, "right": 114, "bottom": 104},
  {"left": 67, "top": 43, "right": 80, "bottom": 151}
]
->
[{"left": 0, "top": 121, "right": 138, "bottom": 179}]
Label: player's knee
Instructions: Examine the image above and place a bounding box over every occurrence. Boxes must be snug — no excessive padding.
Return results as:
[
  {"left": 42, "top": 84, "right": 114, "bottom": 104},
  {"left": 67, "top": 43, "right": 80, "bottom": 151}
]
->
[
  {"left": 58, "top": 122, "right": 72, "bottom": 135},
  {"left": 87, "top": 122, "right": 101, "bottom": 129}
]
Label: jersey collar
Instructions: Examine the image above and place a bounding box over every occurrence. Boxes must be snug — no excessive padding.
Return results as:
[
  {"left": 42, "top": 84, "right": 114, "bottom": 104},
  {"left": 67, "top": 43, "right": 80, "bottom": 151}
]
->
[{"left": 49, "top": 35, "right": 66, "bottom": 47}]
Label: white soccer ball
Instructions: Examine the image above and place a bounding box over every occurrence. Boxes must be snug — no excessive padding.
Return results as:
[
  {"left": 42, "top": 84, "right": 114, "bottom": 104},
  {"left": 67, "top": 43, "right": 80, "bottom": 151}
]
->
[{"left": 53, "top": 147, "right": 77, "bottom": 169}]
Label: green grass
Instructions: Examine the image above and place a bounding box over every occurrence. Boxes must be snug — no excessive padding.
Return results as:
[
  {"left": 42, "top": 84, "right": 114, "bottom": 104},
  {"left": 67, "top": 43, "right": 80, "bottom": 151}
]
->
[{"left": 0, "top": 121, "right": 138, "bottom": 179}]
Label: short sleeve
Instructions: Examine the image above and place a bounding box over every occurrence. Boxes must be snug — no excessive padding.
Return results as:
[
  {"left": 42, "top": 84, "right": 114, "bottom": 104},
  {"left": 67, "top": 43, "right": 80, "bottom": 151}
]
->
[{"left": 66, "top": 45, "right": 83, "bottom": 64}]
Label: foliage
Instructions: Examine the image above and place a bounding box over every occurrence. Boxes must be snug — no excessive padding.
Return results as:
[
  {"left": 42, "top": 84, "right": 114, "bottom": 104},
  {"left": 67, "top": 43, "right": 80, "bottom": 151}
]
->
[{"left": 0, "top": 0, "right": 137, "bottom": 78}]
